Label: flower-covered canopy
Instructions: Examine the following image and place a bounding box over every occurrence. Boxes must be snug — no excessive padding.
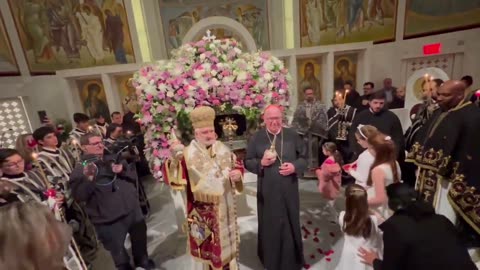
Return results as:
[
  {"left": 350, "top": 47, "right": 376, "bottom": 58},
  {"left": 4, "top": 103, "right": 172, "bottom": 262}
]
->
[{"left": 133, "top": 31, "right": 291, "bottom": 179}]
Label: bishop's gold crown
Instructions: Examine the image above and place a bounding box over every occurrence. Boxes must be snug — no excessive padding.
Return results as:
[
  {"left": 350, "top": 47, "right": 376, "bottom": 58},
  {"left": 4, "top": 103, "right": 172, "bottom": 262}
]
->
[{"left": 190, "top": 106, "right": 215, "bottom": 129}]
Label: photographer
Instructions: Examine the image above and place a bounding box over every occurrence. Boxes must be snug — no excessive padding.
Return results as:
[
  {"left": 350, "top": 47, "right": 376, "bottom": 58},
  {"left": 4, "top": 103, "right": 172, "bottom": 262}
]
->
[
  {"left": 104, "top": 124, "right": 150, "bottom": 216},
  {"left": 70, "top": 133, "right": 154, "bottom": 270}
]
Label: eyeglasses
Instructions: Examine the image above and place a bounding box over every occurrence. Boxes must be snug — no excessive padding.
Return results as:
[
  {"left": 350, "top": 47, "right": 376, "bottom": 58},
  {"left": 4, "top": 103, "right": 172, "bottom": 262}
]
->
[
  {"left": 3, "top": 160, "right": 24, "bottom": 168},
  {"left": 88, "top": 141, "right": 104, "bottom": 147},
  {"left": 264, "top": 117, "right": 282, "bottom": 121}
]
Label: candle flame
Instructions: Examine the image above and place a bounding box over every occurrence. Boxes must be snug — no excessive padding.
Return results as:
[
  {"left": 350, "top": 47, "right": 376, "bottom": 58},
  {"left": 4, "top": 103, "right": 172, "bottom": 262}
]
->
[{"left": 32, "top": 152, "right": 38, "bottom": 159}]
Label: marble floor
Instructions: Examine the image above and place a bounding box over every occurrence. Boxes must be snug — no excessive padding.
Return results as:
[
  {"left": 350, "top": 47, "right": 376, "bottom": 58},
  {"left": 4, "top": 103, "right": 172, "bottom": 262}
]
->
[{"left": 142, "top": 175, "right": 346, "bottom": 270}]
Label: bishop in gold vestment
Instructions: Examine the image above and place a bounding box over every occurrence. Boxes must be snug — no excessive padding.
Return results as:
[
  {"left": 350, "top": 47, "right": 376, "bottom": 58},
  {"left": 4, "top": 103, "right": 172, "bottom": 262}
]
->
[{"left": 163, "top": 106, "right": 244, "bottom": 270}]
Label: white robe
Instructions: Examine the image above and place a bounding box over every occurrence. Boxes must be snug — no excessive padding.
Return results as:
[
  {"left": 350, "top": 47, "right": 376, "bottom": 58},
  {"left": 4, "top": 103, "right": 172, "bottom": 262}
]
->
[{"left": 76, "top": 12, "right": 105, "bottom": 61}]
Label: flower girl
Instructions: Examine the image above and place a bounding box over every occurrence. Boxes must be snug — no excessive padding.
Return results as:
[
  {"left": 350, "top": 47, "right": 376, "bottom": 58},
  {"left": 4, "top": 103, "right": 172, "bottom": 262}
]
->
[{"left": 336, "top": 184, "right": 383, "bottom": 270}]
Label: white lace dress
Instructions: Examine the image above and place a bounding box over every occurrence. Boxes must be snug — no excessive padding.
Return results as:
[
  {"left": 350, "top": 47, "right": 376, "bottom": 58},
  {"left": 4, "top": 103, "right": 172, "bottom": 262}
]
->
[
  {"left": 367, "top": 163, "right": 401, "bottom": 221},
  {"left": 336, "top": 211, "right": 383, "bottom": 270},
  {"left": 350, "top": 149, "right": 375, "bottom": 188}
]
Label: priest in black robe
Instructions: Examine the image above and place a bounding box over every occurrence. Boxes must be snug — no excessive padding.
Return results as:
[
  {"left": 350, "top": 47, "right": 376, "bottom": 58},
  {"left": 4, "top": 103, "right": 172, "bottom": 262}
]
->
[
  {"left": 291, "top": 87, "right": 328, "bottom": 178},
  {"left": 349, "top": 91, "right": 408, "bottom": 183},
  {"left": 327, "top": 94, "right": 357, "bottom": 162},
  {"left": 245, "top": 105, "right": 307, "bottom": 270},
  {"left": 406, "top": 80, "right": 480, "bottom": 250}
]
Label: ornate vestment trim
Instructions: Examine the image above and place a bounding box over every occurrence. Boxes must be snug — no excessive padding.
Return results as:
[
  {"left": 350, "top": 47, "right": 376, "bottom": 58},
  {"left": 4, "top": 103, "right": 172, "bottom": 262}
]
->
[
  {"left": 448, "top": 173, "right": 480, "bottom": 235},
  {"left": 164, "top": 159, "right": 187, "bottom": 191},
  {"left": 184, "top": 141, "right": 232, "bottom": 203}
]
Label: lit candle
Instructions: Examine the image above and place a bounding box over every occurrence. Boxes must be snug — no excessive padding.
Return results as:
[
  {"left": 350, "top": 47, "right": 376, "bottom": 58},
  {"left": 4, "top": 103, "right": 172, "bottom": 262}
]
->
[
  {"left": 344, "top": 89, "right": 349, "bottom": 105},
  {"left": 31, "top": 152, "right": 51, "bottom": 189}
]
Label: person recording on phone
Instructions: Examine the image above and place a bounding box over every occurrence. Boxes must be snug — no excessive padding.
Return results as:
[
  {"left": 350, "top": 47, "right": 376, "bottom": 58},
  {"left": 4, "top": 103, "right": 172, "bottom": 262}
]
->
[{"left": 70, "top": 133, "right": 154, "bottom": 270}]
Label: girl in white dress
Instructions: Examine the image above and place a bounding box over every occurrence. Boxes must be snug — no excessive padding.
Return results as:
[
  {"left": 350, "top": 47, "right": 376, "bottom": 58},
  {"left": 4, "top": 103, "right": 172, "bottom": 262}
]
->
[
  {"left": 336, "top": 184, "right": 382, "bottom": 270},
  {"left": 348, "top": 125, "right": 378, "bottom": 187},
  {"left": 350, "top": 125, "right": 401, "bottom": 221},
  {"left": 367, "top": 131, "right": 401, "bottom": 221}
]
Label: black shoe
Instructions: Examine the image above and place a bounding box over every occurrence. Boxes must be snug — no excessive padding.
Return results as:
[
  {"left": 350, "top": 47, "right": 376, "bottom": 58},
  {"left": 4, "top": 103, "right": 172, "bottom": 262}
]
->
[{"left": 136, "top": 259, "right": 156, "bottom": 270}]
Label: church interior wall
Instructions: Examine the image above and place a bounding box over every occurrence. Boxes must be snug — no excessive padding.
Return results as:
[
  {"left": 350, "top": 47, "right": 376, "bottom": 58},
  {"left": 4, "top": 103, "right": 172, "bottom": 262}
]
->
[
  {"left": 0, "top": 0, "right": 479, "bottom": 133},
  {"left": 368, "top": 28, "right": 480, "bottom": 91}
]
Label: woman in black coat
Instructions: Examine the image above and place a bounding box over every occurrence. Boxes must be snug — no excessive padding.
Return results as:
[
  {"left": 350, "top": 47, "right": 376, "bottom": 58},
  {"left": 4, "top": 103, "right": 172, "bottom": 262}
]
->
[{"left": 358, "top": 183, "right": 476, "bottom": 270}]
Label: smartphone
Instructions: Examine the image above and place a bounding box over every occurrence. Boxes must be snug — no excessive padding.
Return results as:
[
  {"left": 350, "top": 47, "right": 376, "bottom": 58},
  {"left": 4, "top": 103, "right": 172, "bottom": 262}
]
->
[{"left": 37, "top": 110, "right": 47, "bottom": 123}]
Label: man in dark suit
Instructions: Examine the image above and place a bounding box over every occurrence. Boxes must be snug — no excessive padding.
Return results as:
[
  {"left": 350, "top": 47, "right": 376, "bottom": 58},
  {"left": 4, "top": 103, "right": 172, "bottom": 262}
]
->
[{"left": 358, "top": 183, "right": 476, "bottom": 270}]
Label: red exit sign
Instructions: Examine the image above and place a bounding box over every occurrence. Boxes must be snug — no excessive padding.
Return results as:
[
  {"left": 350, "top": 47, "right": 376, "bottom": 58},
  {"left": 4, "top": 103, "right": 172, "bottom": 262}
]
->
[{"left": 423, "top": 43, "right": 442, "bottom": 55}]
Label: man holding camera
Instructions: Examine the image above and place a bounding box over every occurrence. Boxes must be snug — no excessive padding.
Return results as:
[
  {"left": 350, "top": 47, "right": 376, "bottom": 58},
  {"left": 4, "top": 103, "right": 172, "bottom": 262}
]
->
[
  {"left": 70, "top": 133, "right": 154, "bottom": 270},
  {"left": 103, "top": 123, "right": 151, "bottom": 216}
]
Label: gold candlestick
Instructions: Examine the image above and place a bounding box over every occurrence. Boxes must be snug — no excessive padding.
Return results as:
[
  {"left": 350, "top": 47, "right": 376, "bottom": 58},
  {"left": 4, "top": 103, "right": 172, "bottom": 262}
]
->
[{"left": 31, "top": 152, "right": 52, "bottom": 189}]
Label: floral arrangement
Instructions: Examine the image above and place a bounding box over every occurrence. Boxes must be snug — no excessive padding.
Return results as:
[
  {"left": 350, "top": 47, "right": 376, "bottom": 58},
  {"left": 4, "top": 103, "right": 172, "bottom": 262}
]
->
[{"left": 132, "top": 31, "right": 291, "bottom": 180}]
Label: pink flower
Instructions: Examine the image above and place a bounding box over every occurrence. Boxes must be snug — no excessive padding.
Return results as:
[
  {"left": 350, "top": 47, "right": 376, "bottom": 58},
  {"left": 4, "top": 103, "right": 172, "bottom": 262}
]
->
[
  {"left": 177, "top": 89, "right": 185, "bottom": 96},
  {"left": 198, "top": 47, "right": 206, "bottom": 53},
  {"left": 159, "top": 149, "right": 171, "bottom": 158},
  {"left": 142, "top": 113, "right": 153, "bottom": 123},
  {"left": 212, "top": 99, "right": 221, "bottom": 106},
  {"left": 169, "top": 106, "right": 176, "bottom": 112},
  {"left": 161, "top": 141, "right": 169, "bottom": 148}
]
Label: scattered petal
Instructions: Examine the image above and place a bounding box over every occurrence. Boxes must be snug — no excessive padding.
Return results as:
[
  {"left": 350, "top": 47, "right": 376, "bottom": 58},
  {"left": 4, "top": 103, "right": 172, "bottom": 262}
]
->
[
  {"left": 304, "top": 264, "right": 310, "bottom": 269},
  {"left": 317, "top": 248, "right": 323, "bottom": 254},
  {"left": 329, "top": 232, "right": 335, "bottom": 237},
  {"left": 310, "top": 254, "right": 315, "bottom": 259},
  {"left": 313, "top": 237, "right": 319, "bottom": 243},
  {"left": 326, "top": 258, "right": 332, "bottom": 262},
  {"left": 307, "top": 220, "right": 312, "bottom": 225}
]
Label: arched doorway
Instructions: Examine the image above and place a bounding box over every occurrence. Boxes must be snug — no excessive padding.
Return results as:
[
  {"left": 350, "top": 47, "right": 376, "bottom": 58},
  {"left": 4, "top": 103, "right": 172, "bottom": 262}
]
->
[{"left": 182, "top": 16, "right": 257, "bottom": 52}]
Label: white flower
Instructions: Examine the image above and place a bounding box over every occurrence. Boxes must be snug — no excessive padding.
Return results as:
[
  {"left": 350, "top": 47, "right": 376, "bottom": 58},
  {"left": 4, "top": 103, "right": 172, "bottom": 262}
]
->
[
  {"left": 264, "top": 61, "right": 274, "bottom": 71},
  {"left": 279, "top": 89, "right": 286, "bottom": 95},
  {"left": 237, "top": 71, "right": 248, "bottom": 81},
  {"left": 198, "top": 80, "right": 209, "bottom": 90},
  {"left": 158, "top": 83, "right": 167, "bottom": 93},
  {"left": 172, "top": 66, "right": 183, "bottom": 76},
  {"left": 222, "top": 76, "right": 234, "bottom": 84},
  {"left": 200, "top": 53, "right": 206, "bottom": 61},
  {"left": 264, "top": 93, "right": 273, "bottom": 102},
  {"left": 166, "top": 91, "right": 174, "bottom": 98},
  {"left": 153, "top": 158, "right": 162, "bottom": 166},
  {"left": 144, "top": 84, "right": 157, "bottom": 95},
  {"left": 201, "top": 63, "right": 211, "bottom": 72},
  {"left": 211, "top": 69, "right": 218, "bottom": 76},
  {"left": 234, "top": 47, "right": 242, "bottom": 54},
  {"left": 268, "top": 82, "right": 274, "bottom": 89},
  {"left": 193, "top": 69, "right": 204, "bottom": 79},
  {"left": 211, "top": 78, "right": 220, "bottom": 87},
  {"left": 263, "top": 73, "right": 272, "bottom": 81}
]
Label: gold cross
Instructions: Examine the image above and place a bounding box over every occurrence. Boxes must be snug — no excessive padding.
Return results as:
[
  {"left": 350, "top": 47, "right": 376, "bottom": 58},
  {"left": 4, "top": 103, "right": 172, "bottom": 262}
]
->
[{"left": 220, "top": 117, "right": 238, "bottom": 138}]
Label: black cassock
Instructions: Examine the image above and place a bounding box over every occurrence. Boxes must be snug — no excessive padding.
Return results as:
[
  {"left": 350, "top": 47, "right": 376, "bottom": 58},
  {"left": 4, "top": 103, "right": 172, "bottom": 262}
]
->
[
  {"left": 245, "top": 127, "right": 307, "bottom": 270},
  {"left": 406, "top": 102, "right": 480, "bottom": 247}
]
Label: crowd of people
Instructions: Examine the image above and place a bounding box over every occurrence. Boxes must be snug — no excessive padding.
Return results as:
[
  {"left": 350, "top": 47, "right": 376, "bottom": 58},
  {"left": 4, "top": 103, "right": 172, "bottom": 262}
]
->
[
  {"left": 294, "top": 75, "right": 479, "bottom": 269},
  {"left": 0, "top": 110, "right": 154, "bottom": 270},
  {"left": 0, "top": 74, "right": 479, "bottom": 270}
]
